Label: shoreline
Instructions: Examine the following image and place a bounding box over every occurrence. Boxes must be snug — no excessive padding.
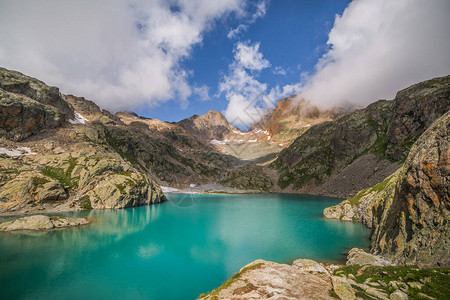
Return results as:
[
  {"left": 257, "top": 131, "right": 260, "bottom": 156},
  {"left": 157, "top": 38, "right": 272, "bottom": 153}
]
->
[{"left": 0, "top": 189, "right": 346, "bottom": 218}]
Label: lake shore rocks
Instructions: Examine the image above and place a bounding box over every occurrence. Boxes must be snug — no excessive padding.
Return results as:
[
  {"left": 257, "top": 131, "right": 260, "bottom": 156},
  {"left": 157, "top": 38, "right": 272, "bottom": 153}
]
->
[
  {"left": 0, "top": 215, "right": 88, "bottom": 231},
  {"left": 199, "top": 248, "right": 447, "bottom": 300}
]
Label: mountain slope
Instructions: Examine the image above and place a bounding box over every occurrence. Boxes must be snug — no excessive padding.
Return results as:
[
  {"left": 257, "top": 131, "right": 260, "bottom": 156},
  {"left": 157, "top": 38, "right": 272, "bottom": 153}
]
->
[{"left": 273, "top": 75, "right": 450, "bottom": 197}]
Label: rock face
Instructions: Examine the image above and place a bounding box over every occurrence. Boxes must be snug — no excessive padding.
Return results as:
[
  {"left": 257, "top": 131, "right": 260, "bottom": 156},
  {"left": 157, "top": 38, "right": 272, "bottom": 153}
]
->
[
  {"left": 324, "top": 110, "right": 450, "bottom": 267},
  {"left": 273, "top": 75, "right": 450, "bottom": 198},
  {"left": 198, "top": 259, "right": 334, "bottom": 300},
  {"left": 177, "top": 110, "right": 236, "bottom": 140},
  {"left": 0, "top": 89, "right": 65, "bottom": 141},
  {"left": 0, "top": 215, "right": 88, "bottom": 231},
  {"left": 323, "top": 170, "right": 399, "bottom": 227},
  {"left": 0, "top": 67, "right": 73, "bottom": 141},
  {"left": 370, "top": 110, "right": 450, "bottom": 266}
]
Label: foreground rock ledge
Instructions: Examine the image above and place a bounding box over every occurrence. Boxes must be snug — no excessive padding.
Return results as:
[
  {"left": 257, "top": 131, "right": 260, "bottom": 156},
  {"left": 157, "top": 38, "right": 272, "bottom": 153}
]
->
[
  {"left": 199, "top": 248, "right": 448, "bottom": 300},
  {"left": 0, "top": 215, "right": 89, "bottom": 231}
]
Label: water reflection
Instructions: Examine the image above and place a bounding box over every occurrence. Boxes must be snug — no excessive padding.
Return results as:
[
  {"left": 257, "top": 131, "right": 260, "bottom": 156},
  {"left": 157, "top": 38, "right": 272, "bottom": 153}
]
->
[{"left": 0, "top": 194, "right": 370, "bottom": 300}]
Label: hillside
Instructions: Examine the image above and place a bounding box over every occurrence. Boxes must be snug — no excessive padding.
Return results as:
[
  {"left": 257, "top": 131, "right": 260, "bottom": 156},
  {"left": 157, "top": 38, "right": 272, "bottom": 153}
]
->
[
  {"left": 0, "top": 67, "right": 242, "bottom": 214},
  {"left": 221, "top": 75, "right": 450, "bottom": 197}
]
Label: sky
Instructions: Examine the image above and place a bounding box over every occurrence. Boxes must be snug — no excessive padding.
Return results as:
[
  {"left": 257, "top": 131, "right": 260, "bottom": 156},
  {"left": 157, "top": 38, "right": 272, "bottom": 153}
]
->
[{"left": 0, "top": 0, "right": 449, "bottom": 129}]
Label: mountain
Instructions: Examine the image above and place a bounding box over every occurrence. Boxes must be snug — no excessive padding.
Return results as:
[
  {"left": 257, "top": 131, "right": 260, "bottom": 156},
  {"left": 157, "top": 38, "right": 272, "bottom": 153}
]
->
[
  {"left": 177, "top": 110, "right": 236, "bottom": 141},
  {"left": 250, "top": 95, "right": 352, "bottom": 144},
  {"left": 0, "top": 67, "right": 242, "bottom": 214},
  {"left": 221, "top": 75, "right": 450, "bottom": 197}
]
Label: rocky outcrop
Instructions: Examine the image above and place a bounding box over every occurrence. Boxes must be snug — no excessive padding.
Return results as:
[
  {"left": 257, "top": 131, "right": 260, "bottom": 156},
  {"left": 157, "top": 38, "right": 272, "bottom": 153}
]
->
[
  {"left": 346, "top": 248, "right": 392, "bottom": 266},
  {"left": 323, "top": 170, "right": 399, "bottom": 227},
  {"left": 273, "top": 75, "right": 450, "bottom": 198},
  {"left": 370, "top": 110, "right": 450, "bottom": 266},
  {"left": 198, "top": 259, "right": 334, "bottom": 300},
  {"left": 0, "top": 129, "right": 166, "bottom": 213},
  {"left": 0, "top": 215, "right": 88, "bottom": 231},
  {"left": 0, "top": 67, "right": 75, "bottom": 141},
  {"left": 0, "top": 68, "right": 73, "bottom": 119},
  {"left": 0, "top": 89, "right": 65, "bottom": 141},
  {"left": 200, "top": 249, "right": 448, "bottom": 300},
  {"left": 324, "top": 109, "right": 450, "bottom": 267}
]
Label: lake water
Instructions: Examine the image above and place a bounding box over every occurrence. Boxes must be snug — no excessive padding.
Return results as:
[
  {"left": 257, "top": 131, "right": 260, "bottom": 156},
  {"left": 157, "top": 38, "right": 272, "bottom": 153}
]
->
[{"left": 0, "top": 193, "right": 370, "bottom": 300}]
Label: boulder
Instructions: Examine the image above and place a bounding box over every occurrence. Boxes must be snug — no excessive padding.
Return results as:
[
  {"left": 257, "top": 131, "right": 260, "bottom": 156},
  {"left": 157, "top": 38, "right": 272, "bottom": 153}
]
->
[
  {"left": 292, "top": 258, "right": 329, "bottom": 274},
  {"left": 0, "top": 215, "right": 88, "bottom": 231},
  {"left": 199, "top": 259, "right": 334, "bottom": 299},
  {"left": 36, "top": 180, "right": 68, "bottom": 201},
  {"left": 331, "top": 276, "right": 356, "bottom": 300},
  {"left": 347, "top": 248, "right": 391, "bottom": 266}
]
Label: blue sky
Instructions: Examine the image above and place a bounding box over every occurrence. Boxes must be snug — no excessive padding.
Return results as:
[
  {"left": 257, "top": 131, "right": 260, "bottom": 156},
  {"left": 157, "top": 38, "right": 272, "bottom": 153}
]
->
[
  {"left": 0, "top": 0, "right": 449, "bottom": 129},
  {"left": 141, "top": 0, "right": 351, "bottom": 124}
]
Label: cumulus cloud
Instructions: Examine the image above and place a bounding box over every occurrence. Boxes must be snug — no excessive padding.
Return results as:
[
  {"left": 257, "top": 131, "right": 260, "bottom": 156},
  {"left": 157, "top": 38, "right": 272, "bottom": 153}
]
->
[
  {"left": 234, "top": 42, "right": 270, "bottom": 71},
  {"left": 300, "top": 0, "right": 450, "bottom": 107},
  {"left": 227, "top": 0, "right": 268, "bottom": 39},
  {"left": 220, "top": 41, "right": 301, "bottom": 127},
  {"left": 0, "top": 0, "right": 243, "bottom": 111}
]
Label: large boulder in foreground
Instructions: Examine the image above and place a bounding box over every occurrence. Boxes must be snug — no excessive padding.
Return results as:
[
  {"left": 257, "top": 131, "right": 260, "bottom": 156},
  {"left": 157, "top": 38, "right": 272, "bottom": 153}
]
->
[
  {"left": 199, "top": 249, "right": 448, "bottom": 300},
  {"left": 0, "top": 215, "right": 88, "bottom": 231},
  {"left": 198, "top": 259, "right": 334, "bottom": 300}
]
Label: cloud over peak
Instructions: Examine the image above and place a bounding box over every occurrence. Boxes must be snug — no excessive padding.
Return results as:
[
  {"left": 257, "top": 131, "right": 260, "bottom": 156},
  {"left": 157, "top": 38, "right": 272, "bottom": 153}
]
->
[{"left": 300, "top": 0, "right": 450, "bottom": 107}]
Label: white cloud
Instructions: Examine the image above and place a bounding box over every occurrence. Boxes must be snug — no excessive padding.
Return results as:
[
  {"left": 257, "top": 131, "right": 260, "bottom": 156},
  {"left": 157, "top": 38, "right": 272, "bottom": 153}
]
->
[
  {"left": 227, "top": 0, "right": 268, "bottom": 39},
  {"left": 273, "top": 66, "right": 287, "bottom": 76},
  {"left": 234, "top": 42, "right": 270, "bottom": 71},
  {"left": 193, "top": 85, "right": 211, "bottom": 101},
  {"left": 220, "top": 41, "right": 301, "bottom": 127},
  {"left": 0, "top": 0, "right": 244, "bottom": 111},
  {"left": 300, "top": 0, "right": 450, "bottom": 107}
]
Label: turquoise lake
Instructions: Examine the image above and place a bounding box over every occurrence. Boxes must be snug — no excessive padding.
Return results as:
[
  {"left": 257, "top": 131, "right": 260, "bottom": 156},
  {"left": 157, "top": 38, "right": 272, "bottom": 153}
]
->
[{"left": 0, "top": 193, "right": 370, "bottom": 300}]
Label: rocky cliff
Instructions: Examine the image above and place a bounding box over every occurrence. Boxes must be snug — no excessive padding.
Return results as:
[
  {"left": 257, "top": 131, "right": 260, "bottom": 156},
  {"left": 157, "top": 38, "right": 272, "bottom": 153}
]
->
[
  {"left": 324, "top": 110, "right": 450, "bottom": 267},
  {"left": 272, "top": 75, "right": 450, "bottom": 198},
  {"left": 371, "top": 110, "right": 450, "bottom": 266}
]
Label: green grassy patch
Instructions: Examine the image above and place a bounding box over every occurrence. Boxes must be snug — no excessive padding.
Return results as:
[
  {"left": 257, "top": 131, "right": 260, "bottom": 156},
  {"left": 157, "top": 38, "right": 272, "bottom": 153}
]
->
[
  {"left": 333, "top": 265, "right": 450, "bottom": 299},
  {"left": 31, "top": 176, "right": 49, "bottom": 185},
  {"left": 78, "top": 195, "right": 92, "bottom": 209},
  {"left": 41, "top": 164, "right": 77, "bottom": 190}
]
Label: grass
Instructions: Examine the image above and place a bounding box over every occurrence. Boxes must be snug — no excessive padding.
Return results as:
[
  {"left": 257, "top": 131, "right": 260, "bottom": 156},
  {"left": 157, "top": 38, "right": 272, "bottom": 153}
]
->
[
  {"left": 41, "top": 165, "right": 76, "bottom": 190},
  {"left": 333, "top": 265, "right": 450, "bottom": 299},
  {"left": 78, "top": 195, "right": 92, "bottom": 209},
  {"left": 31, "top": 177, "right": 49, "bottom": 185},
  {"left": 347, "top": 174, "right": 394, "bottom": 206}
]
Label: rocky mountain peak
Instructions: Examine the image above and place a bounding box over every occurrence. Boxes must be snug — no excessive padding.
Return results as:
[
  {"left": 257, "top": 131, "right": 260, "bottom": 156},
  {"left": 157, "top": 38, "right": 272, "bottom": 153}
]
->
[{"left": 177, "top": 109, "right": 236, "bottom": 140}]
